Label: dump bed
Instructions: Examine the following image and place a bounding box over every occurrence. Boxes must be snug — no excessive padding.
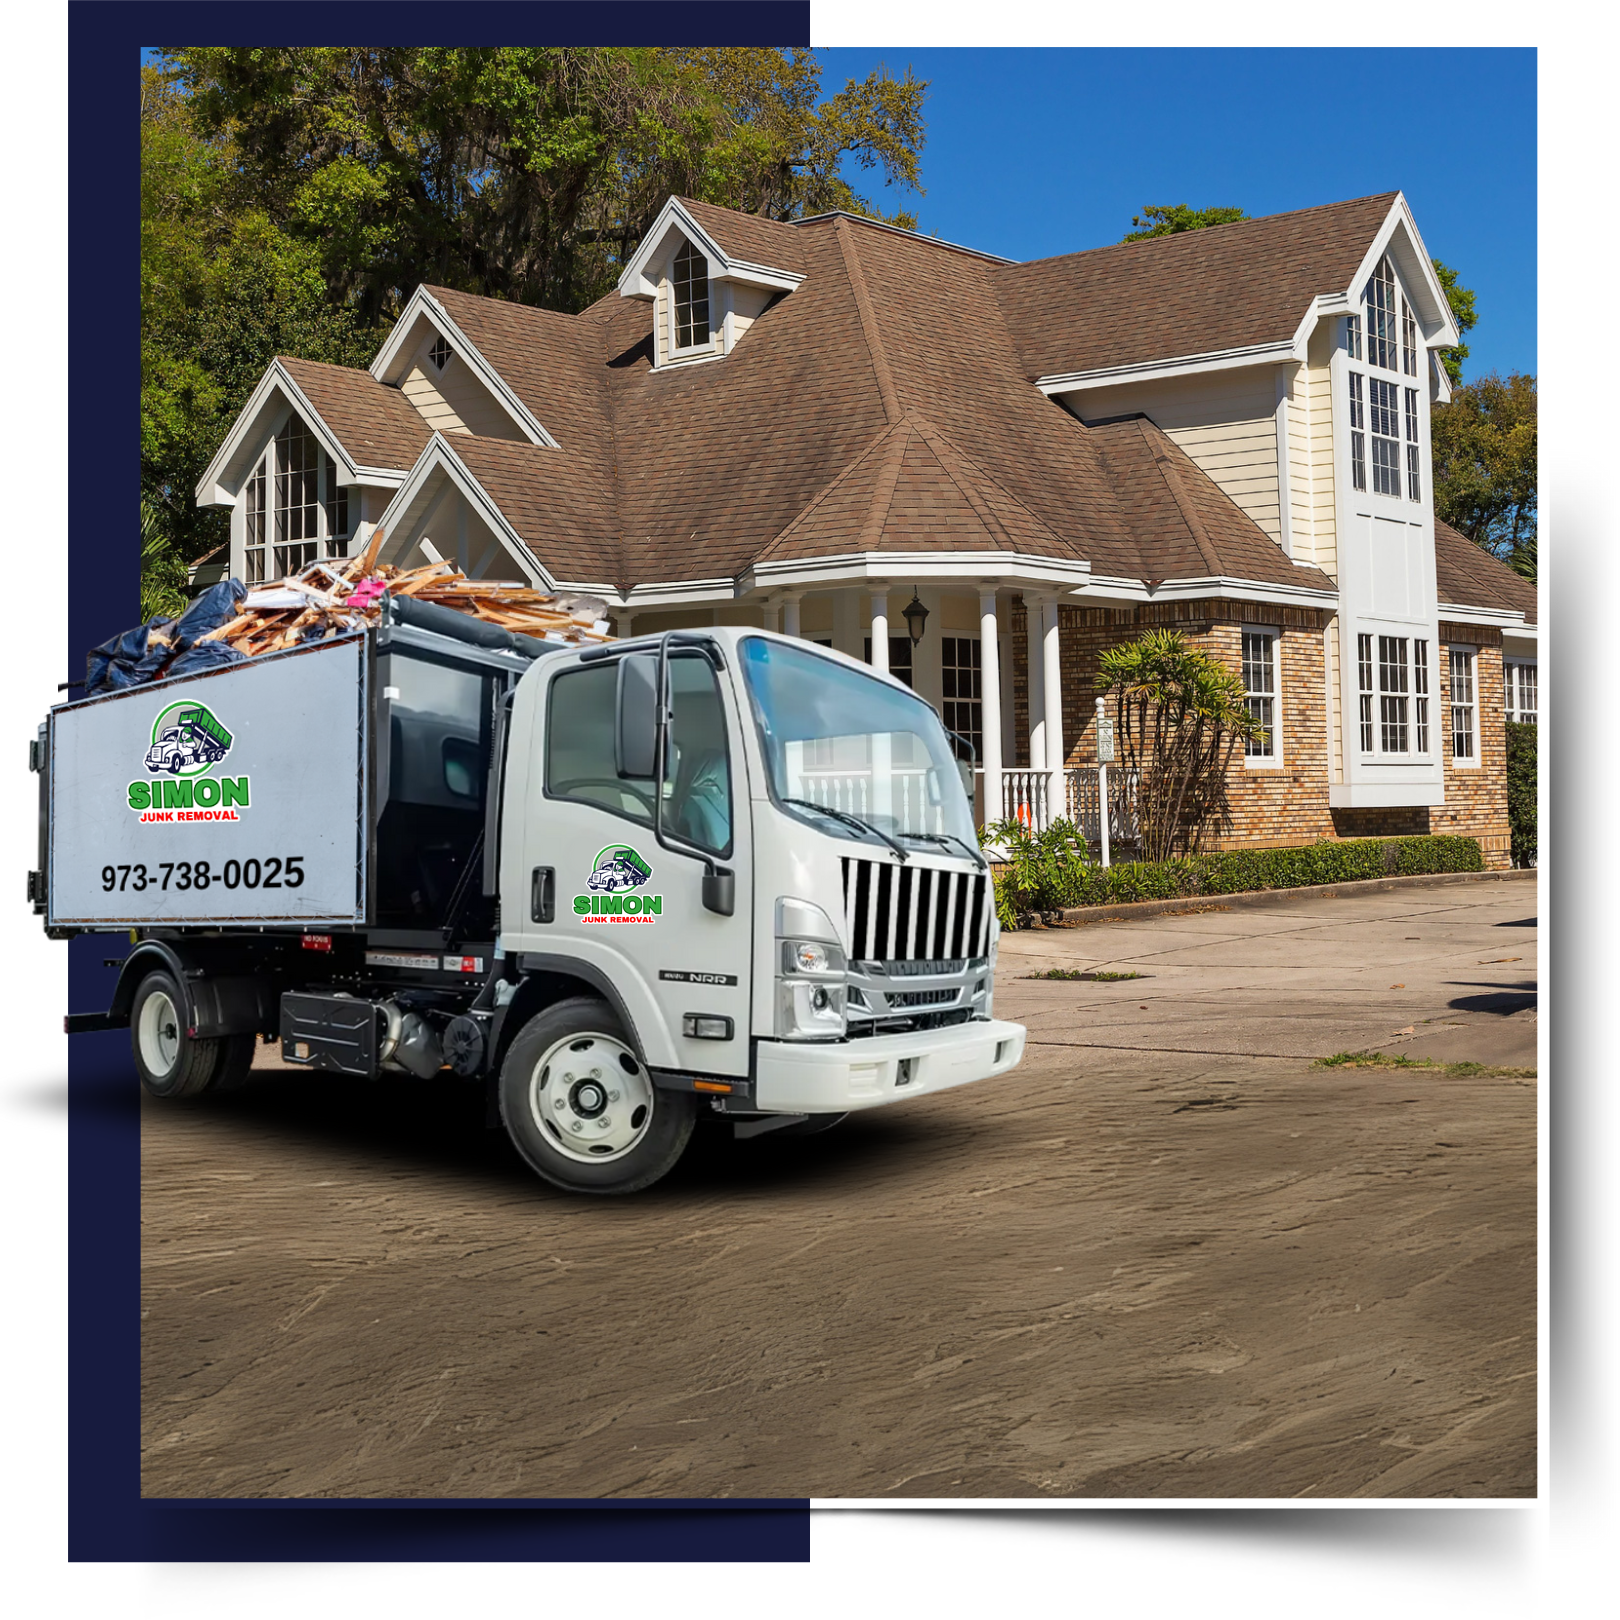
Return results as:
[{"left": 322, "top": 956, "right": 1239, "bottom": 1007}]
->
[
  {"left": 41, "top": 613, "right": 547, "bottom": 934},
  {"left": 45, "top": 633, "right": 372, "bottom": 929}
]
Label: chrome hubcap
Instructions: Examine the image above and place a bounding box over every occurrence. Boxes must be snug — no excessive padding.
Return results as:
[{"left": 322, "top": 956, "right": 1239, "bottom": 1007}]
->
[{"left": 529, "top": 1032, "right": 654, "bottom": 1164}]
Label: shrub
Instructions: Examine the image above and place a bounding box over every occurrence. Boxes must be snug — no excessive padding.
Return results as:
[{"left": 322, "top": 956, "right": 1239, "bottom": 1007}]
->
[
  {"left": 991, "top": 834, "right": 1483, "bottom": 926},
  {"left": 1505, "top": 721, "right": 1537, "bottom": 868}
]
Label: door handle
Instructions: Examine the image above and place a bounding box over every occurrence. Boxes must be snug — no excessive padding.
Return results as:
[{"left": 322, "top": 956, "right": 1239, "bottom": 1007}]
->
[{"left": 531, "top": 866, "right": 555, "bottom": 924}]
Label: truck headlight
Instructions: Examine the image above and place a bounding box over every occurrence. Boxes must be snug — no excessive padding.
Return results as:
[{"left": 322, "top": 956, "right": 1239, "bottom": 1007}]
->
[{"left": 775, "top": 898, "right": 847, "bottom": 1040}]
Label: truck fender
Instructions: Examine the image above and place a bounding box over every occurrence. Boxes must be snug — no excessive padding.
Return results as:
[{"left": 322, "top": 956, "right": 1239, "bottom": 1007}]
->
[
  {"left": 496, "top": 956, "right": 663, "bottom": 1074},
  {"left": 109, "top": 941, "right": 276, "bottom": 1040}
]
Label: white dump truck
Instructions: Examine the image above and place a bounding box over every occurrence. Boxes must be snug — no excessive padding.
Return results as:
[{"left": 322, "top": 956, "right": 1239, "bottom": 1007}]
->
[{"left": 31, "top": 606, "right": 1024, "bottom": 1193}]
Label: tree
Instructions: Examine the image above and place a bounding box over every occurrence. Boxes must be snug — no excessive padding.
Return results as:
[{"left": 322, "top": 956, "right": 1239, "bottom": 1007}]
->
[
  {"left": 1094, "top": 629, "right": 1262, "bottom": 862},
  {"left": 161, "top": 47, "right": 925, "bottom": 325},
  {"left": 1431, "top": 259, "right": 1477, "bottom": 385},
  {"left": 1429, "top": 372, "right": 1537, "bottom": 578},
  {"left": 142, "top": 66, "right": 381, "bottom": 572},
  {"left": 1122, "top": 204, "right": 1247, "bottom": 242}
]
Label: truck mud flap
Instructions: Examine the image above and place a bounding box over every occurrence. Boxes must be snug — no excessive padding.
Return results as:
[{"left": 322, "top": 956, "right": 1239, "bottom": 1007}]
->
[{"left": 280, "top": 992, "right": 379, "bottom": 1077}]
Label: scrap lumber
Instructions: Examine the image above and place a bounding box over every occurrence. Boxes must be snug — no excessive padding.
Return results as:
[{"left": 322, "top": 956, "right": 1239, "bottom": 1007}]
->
[{"left": 190, "top": 548, "right": 614, "bottom": 667}]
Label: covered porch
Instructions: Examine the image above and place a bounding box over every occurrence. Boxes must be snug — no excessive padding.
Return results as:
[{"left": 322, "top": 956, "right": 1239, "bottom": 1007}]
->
[{"left": 615, "top": 575, "right": 1127, "bottom": 840}]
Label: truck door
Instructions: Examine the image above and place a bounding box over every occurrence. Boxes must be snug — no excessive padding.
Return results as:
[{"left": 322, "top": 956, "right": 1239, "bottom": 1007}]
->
[{"left": 516, "top": 646, "right": 753, "bottom": 1080}]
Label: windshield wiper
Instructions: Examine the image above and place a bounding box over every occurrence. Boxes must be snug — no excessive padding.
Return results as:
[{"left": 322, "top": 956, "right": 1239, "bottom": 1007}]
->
[
  {"left": 902, "top": 830, "right": 987, "bottom": 868},
  {"left": 779, "top": 798, "right": 909, "bottom": 862}
]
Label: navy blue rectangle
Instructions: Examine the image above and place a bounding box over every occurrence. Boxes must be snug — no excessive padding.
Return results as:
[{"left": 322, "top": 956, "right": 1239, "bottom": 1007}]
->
[{"left": 69, "top": 0, "right": 810, "bottom": 1561}]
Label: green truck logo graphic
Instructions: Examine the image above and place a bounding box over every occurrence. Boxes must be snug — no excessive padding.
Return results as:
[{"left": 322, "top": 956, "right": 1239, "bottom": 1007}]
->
[
  {"left": 575, "top": 846, "right": 661, "bottom": 921},
  {"left": 127, "top": 701, "right": 251, "bottom": 820}
]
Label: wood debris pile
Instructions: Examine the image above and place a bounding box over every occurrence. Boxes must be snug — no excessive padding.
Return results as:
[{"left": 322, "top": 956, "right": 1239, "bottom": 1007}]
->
[{"left": 197, "top": 529, "right": 614, "bottom": 657}]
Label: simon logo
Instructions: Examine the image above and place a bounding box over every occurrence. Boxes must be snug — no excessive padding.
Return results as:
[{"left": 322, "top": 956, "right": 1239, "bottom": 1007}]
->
[
  {"left": 575, "top": 846, "right": 662, "bottom": 922},
  {"left": 127, "top": 701, "right": 251, "bottom": 820}
]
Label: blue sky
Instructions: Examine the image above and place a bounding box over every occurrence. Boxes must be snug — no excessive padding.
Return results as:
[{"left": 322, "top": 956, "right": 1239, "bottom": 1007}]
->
[{"left": 820, "top": 47, "right": 1537, "bottom": 381}]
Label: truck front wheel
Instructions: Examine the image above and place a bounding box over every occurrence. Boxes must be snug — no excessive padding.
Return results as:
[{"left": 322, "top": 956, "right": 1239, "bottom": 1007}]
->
[
  {"left": 130, "top": 970, "right": 221, "bottom": 1100},
  {"left": 499, "top": 997, "right": 694, "bottom": 1195}
]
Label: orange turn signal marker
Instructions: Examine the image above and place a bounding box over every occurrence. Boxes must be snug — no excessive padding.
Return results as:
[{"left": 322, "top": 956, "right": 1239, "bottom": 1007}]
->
[{"left": 692, "top": 1080, "right": 732, "bottom": 1094}]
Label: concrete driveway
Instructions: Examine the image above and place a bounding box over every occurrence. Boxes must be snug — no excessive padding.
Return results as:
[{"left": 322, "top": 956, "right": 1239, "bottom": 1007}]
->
[{"left": 999, "top": 874, "right": 1538, "bottom": 1070}]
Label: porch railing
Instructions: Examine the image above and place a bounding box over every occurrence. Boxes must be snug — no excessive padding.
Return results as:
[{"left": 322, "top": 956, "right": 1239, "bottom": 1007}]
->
[{"left": 992, "top": 766, "right": 1139, "bottom": 855}]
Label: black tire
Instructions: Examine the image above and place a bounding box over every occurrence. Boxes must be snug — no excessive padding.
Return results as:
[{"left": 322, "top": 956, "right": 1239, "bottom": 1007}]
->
[
  {"left": 498, "top": 996, "right": 695, "bottom": 1195},
  {"left": 210, "top": 1032, "right": 260, "bottom": 1092},
  {"left": 129, "top": 970, "right": 220, "bottom": 1100}
]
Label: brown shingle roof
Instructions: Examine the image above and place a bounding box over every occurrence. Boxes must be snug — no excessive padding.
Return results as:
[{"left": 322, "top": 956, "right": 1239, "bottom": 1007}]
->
[
  {"left": 1434, "top": 518, "right": 1537, "bottom": 624},
  {"left": 449, "top": 435, "right": 620, "bottom": 587},
  {"left": 279, "top": 195, "right": 1399, "bottom": 600},
  {"left": 991, "top": 193, "right": 1398, "bottom": 379},
  {"left": 280, "top": 357, "right": 432, "bottom": 472}
]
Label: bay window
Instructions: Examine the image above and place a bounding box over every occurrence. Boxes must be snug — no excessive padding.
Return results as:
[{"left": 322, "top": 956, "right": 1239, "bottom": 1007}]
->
[
  {"left": 1379, "top": 635, "right": 1409, "bottom": 753},
  {"left": 1357, "top": 633, "right": 1374, "bottom": 753},
  {"left": 1356, "top": 632, "right": 1434, "bottom": 759}
]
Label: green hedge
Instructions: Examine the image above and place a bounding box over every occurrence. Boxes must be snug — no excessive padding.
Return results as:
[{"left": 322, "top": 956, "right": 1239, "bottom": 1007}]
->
[
  {"left": 993, "top": 834, "right": 1483, "bottom": 927},
  {"left": 1505, "top": 721, "right": 1537, "bottom": 868}
]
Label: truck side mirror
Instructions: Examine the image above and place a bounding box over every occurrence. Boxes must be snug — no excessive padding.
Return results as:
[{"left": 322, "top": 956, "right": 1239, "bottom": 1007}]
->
[{"left": 615, "top": 654, "right": 658, "bottom": 780}]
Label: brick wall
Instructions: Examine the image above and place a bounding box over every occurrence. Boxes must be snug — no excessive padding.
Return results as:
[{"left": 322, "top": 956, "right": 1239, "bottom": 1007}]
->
[{"left": 1008, "top": 595, "right": 1511, "bottom": 863}]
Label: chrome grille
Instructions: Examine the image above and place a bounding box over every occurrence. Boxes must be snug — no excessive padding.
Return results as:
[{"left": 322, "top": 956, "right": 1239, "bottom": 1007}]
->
[{"left": 840, "top": 858, "right": 992, "bottom": 965}]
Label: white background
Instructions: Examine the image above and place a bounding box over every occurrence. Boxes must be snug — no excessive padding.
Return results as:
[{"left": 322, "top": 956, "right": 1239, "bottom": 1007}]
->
[{"left": 2, "top": 3, "right": 1609, "bottom": 1615}]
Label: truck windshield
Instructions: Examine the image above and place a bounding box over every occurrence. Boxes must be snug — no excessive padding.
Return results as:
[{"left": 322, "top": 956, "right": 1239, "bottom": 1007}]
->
[{"left": 739, "top": 637, "right": 978, "bottom": 850}]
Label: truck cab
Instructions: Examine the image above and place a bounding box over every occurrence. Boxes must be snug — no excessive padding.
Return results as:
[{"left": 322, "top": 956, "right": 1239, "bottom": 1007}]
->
[{"left": 494, "top": 628, "right": 1023, "bottom": 1188}]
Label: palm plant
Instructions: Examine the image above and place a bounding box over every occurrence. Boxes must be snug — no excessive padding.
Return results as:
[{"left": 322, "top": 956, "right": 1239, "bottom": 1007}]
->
[{"left": 1095, "top": 629, "right": 1261, "bottom": 862}]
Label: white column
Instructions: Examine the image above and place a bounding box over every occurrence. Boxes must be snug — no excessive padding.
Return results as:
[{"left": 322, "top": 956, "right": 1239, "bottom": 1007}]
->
[
  {"left": 762, "top": 601, "right": 780, "bottom": 633},
  {"left": 781, "top": 594, "right": 802, "bottom": 638},
  {"left": 1026, "top": 594, "right": 1047, "bottom": 782},
  {"left": 868, "top": 590, "right": 890, "bottom": 673},
  {"left": 978, "top": 588, "right": 1003, "bottom": 829},
  {"left": 1042, "top": 597, "right": 1065, "bottom": 824}
]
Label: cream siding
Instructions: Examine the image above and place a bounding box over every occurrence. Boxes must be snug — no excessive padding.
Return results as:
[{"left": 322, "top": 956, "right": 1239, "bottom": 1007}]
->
[
  {"left": 400, "top": 331, "right": 524, "bottom": 442},
  {"left": 727, "top": 283, "right": 774, "bottom": 345},
  {"left": 1073, "top": 368, "right": 1284, "bottom": 544}
]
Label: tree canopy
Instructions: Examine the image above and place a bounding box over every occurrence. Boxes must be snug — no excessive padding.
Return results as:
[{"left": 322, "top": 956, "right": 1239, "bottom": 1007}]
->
[
  {"left": 1429, "top": 372, "right": 1537, "bottom": 579},
  {"left": 1430, "top": 259, "right": 1477, "bottom": 386},
  {"left": 1121, "top": 204, "right": 1248, "bottom": 242},
  {"left": 141, "top": 48, "right": 928, "bottom": 575}
]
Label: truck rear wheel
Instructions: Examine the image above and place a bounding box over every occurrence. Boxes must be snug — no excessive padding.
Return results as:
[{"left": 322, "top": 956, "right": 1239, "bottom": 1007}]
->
[
  {"left": 499, "top": 997, "right": 695, "bottom": 1195},
  {"left": 130, "top": 970, "right": 220, "bottom": 1100}
]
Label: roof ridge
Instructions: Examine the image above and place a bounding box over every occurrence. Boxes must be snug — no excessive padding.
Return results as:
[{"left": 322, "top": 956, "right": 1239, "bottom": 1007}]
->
[
  {"left": 752, "top": 418, "right": 909, "bottom": 565},
  {"left": 907, "top": 413, "right": 1072, "bottom": 556},
  {"left": 835, "top": 217, "right": 903, "bottom": 426},
  {"left": 998, "top": 191, "right": 1400, "bottom": 275},
  {"left": 858, "top": 419, "right": 915, "bottom": 549},
  {"left": 1137, "top": 419, "right": 1224, "bottom": 576}
]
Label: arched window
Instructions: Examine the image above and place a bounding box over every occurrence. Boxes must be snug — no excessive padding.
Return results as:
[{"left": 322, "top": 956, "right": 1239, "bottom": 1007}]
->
[
  {"left": 673, "top": 240, "right": 710, "bottom": 349},
  {"left": 1364, "top": 256, "right": 1400, "bottom": 371},
  {"left": 242, "top": 410, "right": 353, "bottom": 582}
]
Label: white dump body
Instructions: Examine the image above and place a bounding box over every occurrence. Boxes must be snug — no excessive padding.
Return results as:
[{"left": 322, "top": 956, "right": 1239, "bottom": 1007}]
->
[{"left": 47, "top": 634, "right": 369, "bottom": 929}]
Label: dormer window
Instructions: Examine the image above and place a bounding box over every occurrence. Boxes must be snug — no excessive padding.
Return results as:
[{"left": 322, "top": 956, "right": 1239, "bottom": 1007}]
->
[
  {"left": 673, "top": 240, "right": 710, "bottom": 349},
  {"left": 429, "top": 333, "right": 452, "bottom": 371}
]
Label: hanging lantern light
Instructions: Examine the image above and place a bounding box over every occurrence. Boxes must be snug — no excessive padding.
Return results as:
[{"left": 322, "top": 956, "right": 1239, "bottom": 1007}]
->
[{"left": 901, "top": 587, "right": 929, "bottom": 647}]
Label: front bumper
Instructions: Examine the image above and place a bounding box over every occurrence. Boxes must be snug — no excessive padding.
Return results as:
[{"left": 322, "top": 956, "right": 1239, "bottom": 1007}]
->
[{"left": 753, "top": 1018, "right": 1026, "bottom": 1114}]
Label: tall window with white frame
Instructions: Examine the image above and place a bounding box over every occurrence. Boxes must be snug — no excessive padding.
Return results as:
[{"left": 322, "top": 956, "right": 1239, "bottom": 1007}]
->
[
  {"left": 1348, "top": 371, "right": 1367, "bottom": 491},
  {"left": 1357, "top": 633, "right": 1375, "bottom": 753},
  {"left": 1379, "top": 635, "right": 1410, "bottom": 753},
  {"left": 1350, "top": 259, "right": 1423, "bottom": 503},
  {"left": 1450, "top": 648, "right": 1477, "bottom": 761},
  {"left": 1242, "top": 629, "right": 1278, "bottom": 759},
  {"left": 244, "top": 412, "right": 352, "bottom": 582},
  {"left": 1366, "top": 257, "right": 1400, "bottom": 370},
  {"left": 1505, "top": 661, "right": 1537, "bottom": 724},
  {"left": 672, "top": 240, "right": 710, "bottom": 350},
  {"left": 941, "top": 636, "right": 983, "bottom": 763},
  {"left": 1414, "top": 638, "right": 1430, "bottom": 753},
  {"left": 1404, "top": 388, "right": 1422, "bottom": 502}
]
